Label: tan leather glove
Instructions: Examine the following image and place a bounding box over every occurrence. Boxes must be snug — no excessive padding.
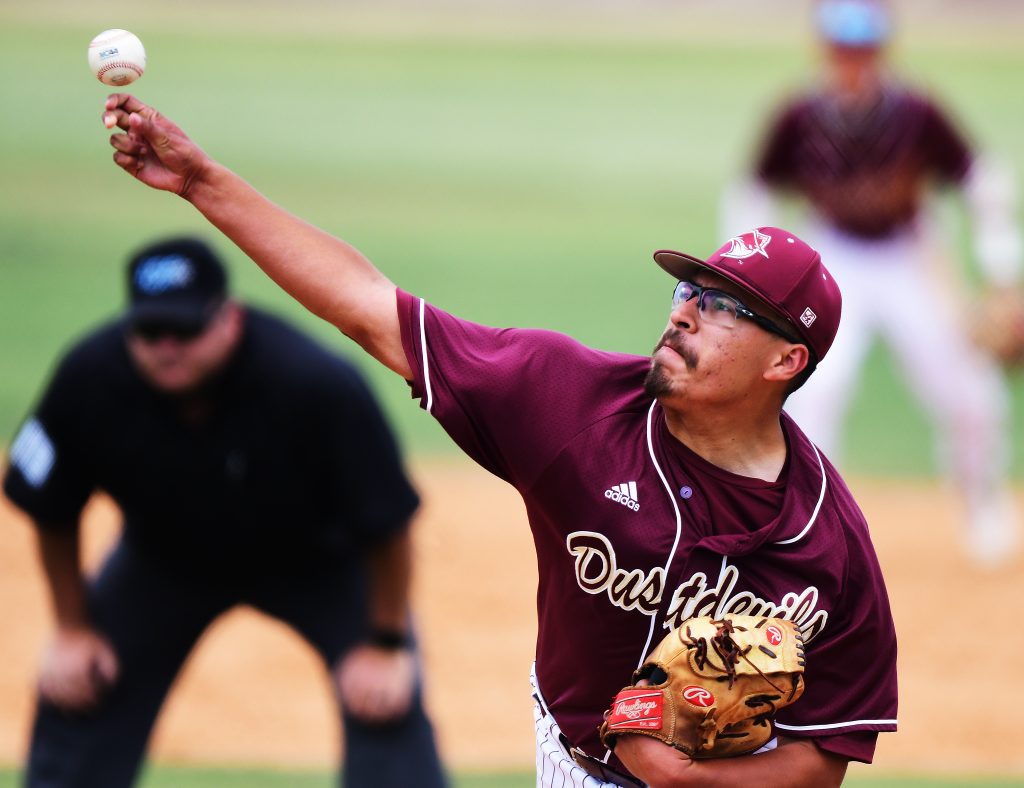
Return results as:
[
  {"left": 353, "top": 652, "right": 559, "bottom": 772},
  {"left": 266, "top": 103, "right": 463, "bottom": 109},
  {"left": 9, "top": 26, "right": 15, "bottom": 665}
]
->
[{"left": 600, "top": 616, "right": 805, "bottom": 759}]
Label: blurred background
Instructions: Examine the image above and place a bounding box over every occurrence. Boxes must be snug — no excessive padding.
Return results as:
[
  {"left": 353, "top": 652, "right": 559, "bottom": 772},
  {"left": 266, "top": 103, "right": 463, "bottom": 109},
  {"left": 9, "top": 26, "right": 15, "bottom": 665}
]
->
[
  {"left": 3, "top": 0, "right": 1024, "bottom": 468},
  {"left": 2, "top": 1, "right": 1023, "bottom": 785}
]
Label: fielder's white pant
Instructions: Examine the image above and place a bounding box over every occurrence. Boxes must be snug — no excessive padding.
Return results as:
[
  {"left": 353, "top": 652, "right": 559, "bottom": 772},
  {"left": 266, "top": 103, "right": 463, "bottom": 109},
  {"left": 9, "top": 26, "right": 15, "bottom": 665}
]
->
[{"left": 784, "top": 222, "right": 1013, "bottom": 536}]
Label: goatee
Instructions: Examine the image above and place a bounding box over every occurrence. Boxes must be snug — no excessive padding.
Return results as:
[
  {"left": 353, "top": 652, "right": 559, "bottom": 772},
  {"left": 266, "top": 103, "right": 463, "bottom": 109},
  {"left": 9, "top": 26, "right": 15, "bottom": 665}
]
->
[
  {"left": 643, "top": 363, "right": 672, "bottom": 398},
  {"left": 644, "top": 328, "right": 697, "bottom": 398}
]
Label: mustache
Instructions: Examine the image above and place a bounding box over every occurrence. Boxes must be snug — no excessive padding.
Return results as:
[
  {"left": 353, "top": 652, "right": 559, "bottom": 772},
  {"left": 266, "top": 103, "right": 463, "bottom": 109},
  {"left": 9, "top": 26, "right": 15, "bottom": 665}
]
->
[{"left": 653, "top": 329, "right": 698, "bottom": 370}]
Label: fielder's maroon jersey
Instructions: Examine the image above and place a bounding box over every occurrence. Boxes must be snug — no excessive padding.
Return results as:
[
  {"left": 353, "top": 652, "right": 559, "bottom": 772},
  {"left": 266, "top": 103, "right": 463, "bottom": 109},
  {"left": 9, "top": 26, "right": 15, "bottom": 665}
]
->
[
  {"left": 396, "top": 290, "right": 897, "bottom": 769},
  {"left": 756, "top": 85, "right": 972, "bottom": 238}
]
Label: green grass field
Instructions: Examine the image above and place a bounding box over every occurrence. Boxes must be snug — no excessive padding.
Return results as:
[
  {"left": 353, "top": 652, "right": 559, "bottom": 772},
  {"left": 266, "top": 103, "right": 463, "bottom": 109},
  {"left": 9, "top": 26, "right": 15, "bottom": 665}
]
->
[{"left": 3, "top": 1, "right": 1024, "bottom": 477}]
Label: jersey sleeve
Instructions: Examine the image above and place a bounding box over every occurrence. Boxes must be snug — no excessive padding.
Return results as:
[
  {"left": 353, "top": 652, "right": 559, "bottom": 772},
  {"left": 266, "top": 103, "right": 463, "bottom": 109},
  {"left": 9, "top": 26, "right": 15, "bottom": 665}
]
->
[
  {"left": 754, "top": 100, "right": 804, "bottom": 187},
  {"left": 3, "top": 350, "right": 97, "bottom": 527},
  {"left": 918, "top": 96, "right": 973, "bottom": 183},
  {"left": 773, "top": 499, "right": 898, "bottom": 763},
  {"left": 396, "top": 289, "right": 639, "bottom": 490}
]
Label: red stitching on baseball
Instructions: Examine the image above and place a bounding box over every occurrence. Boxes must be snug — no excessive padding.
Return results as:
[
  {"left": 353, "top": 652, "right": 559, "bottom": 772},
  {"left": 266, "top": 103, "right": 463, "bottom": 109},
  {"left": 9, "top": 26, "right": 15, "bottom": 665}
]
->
[{"left": 97, "top": 62, "right": 144, "bottom": 78}]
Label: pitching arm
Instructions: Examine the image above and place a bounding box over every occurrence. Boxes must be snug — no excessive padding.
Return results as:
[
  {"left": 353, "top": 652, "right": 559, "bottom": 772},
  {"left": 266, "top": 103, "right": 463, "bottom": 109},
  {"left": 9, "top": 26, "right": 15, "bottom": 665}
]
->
[{"left": 103, "top": 94, "right": 411, "bottom": 379}]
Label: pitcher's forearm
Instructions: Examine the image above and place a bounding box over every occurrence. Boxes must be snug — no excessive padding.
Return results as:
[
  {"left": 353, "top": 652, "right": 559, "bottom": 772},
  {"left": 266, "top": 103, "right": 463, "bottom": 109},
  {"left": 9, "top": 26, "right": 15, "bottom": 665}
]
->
[{"left": 185, "top": 162, "right": 411, "bottom": 377}]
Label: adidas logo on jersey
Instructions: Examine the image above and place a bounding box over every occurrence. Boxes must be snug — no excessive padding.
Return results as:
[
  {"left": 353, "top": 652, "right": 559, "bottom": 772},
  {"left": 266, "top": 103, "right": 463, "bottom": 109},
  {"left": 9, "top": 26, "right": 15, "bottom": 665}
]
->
[{"left": 605, "top": 481, "right": 640, "bottom": 511}]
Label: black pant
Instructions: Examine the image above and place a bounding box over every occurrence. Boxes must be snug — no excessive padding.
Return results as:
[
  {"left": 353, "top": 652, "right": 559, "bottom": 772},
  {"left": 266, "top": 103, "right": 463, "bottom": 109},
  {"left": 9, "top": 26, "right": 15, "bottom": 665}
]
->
[{"left": 25, "top": 540, "right": 447, "bottom": 788}]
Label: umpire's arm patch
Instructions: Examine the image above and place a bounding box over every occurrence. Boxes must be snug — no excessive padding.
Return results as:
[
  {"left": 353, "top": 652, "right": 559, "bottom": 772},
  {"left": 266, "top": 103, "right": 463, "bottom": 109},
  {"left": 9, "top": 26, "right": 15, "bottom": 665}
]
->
[{"left": 9, "top": 418, "right": 56, "bottom": 489}]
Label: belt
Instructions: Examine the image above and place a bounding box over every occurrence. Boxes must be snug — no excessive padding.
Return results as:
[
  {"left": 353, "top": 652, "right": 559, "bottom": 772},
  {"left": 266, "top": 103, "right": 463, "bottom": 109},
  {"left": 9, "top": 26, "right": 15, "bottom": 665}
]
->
[{"left": 564, "top": 737, "right": 646, "bottom": 788}]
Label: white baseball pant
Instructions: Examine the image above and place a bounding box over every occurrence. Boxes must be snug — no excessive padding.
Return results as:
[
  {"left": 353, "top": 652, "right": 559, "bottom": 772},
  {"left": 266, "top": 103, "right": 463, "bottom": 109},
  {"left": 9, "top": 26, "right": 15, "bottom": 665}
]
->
[{"left": 784, "top": 220, "right": 1016, "bottom": 554}]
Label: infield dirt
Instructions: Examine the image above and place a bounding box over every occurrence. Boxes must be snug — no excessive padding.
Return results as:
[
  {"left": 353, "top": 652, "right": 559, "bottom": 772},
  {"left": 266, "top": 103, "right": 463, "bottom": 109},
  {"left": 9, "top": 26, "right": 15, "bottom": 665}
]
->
[{"left": 1, "top": 458, "right": 1022, "bottom": 778}]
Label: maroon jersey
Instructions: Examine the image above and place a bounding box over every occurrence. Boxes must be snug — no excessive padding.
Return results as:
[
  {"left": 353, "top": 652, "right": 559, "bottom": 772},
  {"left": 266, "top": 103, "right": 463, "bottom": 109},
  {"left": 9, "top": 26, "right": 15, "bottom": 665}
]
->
[
  {"left": 397, "top": 290, "right": 897, "bottom": 769},
  {"left": 756, "top": 85, "right": 972, "bottom": 238}
]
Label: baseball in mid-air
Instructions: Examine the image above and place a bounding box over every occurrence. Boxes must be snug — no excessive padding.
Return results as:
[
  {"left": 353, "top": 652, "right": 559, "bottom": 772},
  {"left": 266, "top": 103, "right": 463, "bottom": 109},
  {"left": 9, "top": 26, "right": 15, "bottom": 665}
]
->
[{"left": 88, "top": 29, "right": 146, "bottom": 87}]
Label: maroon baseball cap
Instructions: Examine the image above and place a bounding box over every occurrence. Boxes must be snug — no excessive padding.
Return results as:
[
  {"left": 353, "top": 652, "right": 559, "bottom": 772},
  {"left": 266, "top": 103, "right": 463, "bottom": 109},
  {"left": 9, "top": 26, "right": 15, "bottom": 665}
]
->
[{"left": 653, "top": 227, "right": 842, "bottom": 360}]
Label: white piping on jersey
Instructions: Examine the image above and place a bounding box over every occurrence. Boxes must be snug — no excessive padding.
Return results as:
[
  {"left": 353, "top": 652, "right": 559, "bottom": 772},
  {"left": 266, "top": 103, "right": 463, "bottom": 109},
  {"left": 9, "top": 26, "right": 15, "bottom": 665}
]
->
[
  {"left": 717, "top": 555, "right": 730, "bottom": 587},
  {"left": 417, "top": 297, "right": 434, "bottom": 413},
  {"left": 773, "top": 439, "right": 827, "bottom": 546},
  {"left": 776, "top": 719, "right": 898, "bottom": 731},
  {"left": 642, "top": 399, "right": 684, "bottom": 664}
]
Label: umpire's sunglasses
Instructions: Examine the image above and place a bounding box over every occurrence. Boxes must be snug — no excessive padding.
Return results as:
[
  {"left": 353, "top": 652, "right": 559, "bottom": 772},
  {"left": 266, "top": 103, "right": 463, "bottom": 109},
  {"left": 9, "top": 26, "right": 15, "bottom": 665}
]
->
[
  {"left": 672, "top": 280, "right": 803, "bottom": 345},
  {"left": 129, "top": 318, "right": 208, "bottom": 343}
]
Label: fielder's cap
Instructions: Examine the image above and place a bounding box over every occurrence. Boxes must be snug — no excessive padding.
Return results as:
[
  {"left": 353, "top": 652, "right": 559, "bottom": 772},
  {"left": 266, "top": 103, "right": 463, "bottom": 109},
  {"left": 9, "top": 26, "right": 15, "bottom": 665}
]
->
[
  {"left": 816, "top": 0, "right": 890, "bottom": 47},
  {"left": 653, "top": 227, "right": 842, "bottom": 361},
  {"left": 126, "top": 236, "right": 228, "bottom": 330}
]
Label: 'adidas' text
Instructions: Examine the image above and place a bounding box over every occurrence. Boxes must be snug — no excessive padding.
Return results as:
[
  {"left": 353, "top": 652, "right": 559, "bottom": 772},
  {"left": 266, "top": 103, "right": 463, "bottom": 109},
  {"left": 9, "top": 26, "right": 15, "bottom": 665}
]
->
[{"left": 605, "top": 481, "right": 640, "bottom": 512}]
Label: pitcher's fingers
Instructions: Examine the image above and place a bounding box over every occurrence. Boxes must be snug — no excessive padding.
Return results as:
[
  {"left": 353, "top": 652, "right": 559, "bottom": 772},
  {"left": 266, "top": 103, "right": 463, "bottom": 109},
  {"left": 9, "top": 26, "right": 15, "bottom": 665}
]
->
[
  {"left": 110, "top": 131, "right": 145, "bottom": 155},
  {"left": 113, "top": 150, "right": 144, "bottom": 175},
  {"left": 103, "top": 93, "right": 155, "bottom": 130},
  {"left": 104, "top": 92, "right": 150, "bottom": 115}
]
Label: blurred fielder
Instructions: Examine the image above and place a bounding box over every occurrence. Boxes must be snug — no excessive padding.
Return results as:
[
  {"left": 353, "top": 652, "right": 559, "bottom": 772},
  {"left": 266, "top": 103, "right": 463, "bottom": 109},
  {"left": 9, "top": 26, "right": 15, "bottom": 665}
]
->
[{"left": 721, "top": 0, "right": 1023, "bottom": 567}]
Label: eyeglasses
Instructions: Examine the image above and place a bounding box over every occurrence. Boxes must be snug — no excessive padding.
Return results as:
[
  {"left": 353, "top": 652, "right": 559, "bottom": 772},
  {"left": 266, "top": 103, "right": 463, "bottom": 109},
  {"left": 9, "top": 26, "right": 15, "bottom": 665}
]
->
[
  {"left": 671, "top": 281, "right": 803, "bottom": 345},
  {"left": 130, "top": 319, "right": 208, "bottom": 343}
]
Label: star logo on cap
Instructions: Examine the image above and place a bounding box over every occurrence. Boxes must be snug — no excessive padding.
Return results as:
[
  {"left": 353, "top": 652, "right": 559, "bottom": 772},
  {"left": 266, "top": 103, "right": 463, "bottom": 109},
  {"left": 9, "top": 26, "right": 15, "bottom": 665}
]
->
[{"left": 720, "top": 228, "right": 772, "bottom": 261}]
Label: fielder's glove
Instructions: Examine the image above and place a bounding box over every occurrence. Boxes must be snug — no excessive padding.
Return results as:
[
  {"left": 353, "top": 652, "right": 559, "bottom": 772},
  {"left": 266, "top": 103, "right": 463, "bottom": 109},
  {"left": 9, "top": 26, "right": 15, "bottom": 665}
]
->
[
  {"left": 599, "top": 616, "right": 806, "bottom": 759},
  {"left": 971, "top": 287, "right": 1024, "bottom": 367}
]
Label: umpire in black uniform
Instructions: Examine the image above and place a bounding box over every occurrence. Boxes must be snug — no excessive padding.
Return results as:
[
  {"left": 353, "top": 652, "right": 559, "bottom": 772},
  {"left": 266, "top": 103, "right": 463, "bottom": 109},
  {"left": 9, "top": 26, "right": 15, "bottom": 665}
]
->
[{"left": 3, "top": 237, "right": 447, "bottom": 787}]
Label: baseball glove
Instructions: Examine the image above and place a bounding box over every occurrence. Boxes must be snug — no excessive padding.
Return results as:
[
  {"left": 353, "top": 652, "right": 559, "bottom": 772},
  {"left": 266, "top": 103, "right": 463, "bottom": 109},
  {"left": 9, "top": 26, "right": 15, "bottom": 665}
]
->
[
  {"left": 599, "top": 616, "right": 806, "bottom": 759},
  {"left": 971, "top": 287, "right": 1024, "bottom": 366}
]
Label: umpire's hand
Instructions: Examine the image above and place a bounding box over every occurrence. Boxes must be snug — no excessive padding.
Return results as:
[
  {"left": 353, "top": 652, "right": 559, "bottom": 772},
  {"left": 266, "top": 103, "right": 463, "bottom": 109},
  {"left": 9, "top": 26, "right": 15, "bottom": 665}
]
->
[
  {"left": 334, "top": 643, "right": 415, "bottom": 724},
  {"left": 38, "top": 627, "right": 119, "bottom": 712}
]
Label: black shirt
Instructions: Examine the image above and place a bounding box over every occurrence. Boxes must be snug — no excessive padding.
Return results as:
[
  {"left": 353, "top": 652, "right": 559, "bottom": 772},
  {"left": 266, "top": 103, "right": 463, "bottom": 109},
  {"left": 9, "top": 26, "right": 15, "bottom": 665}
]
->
[{"left": 3, "top": 308, "right": 418, "bottom": 568}]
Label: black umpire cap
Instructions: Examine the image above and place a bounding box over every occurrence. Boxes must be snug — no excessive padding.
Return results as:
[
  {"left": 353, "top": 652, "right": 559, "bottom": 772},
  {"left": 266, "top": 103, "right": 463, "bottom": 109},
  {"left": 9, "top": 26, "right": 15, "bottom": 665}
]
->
[{"left": 125, "top": 236, "right": 228, "bottom": 331}]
